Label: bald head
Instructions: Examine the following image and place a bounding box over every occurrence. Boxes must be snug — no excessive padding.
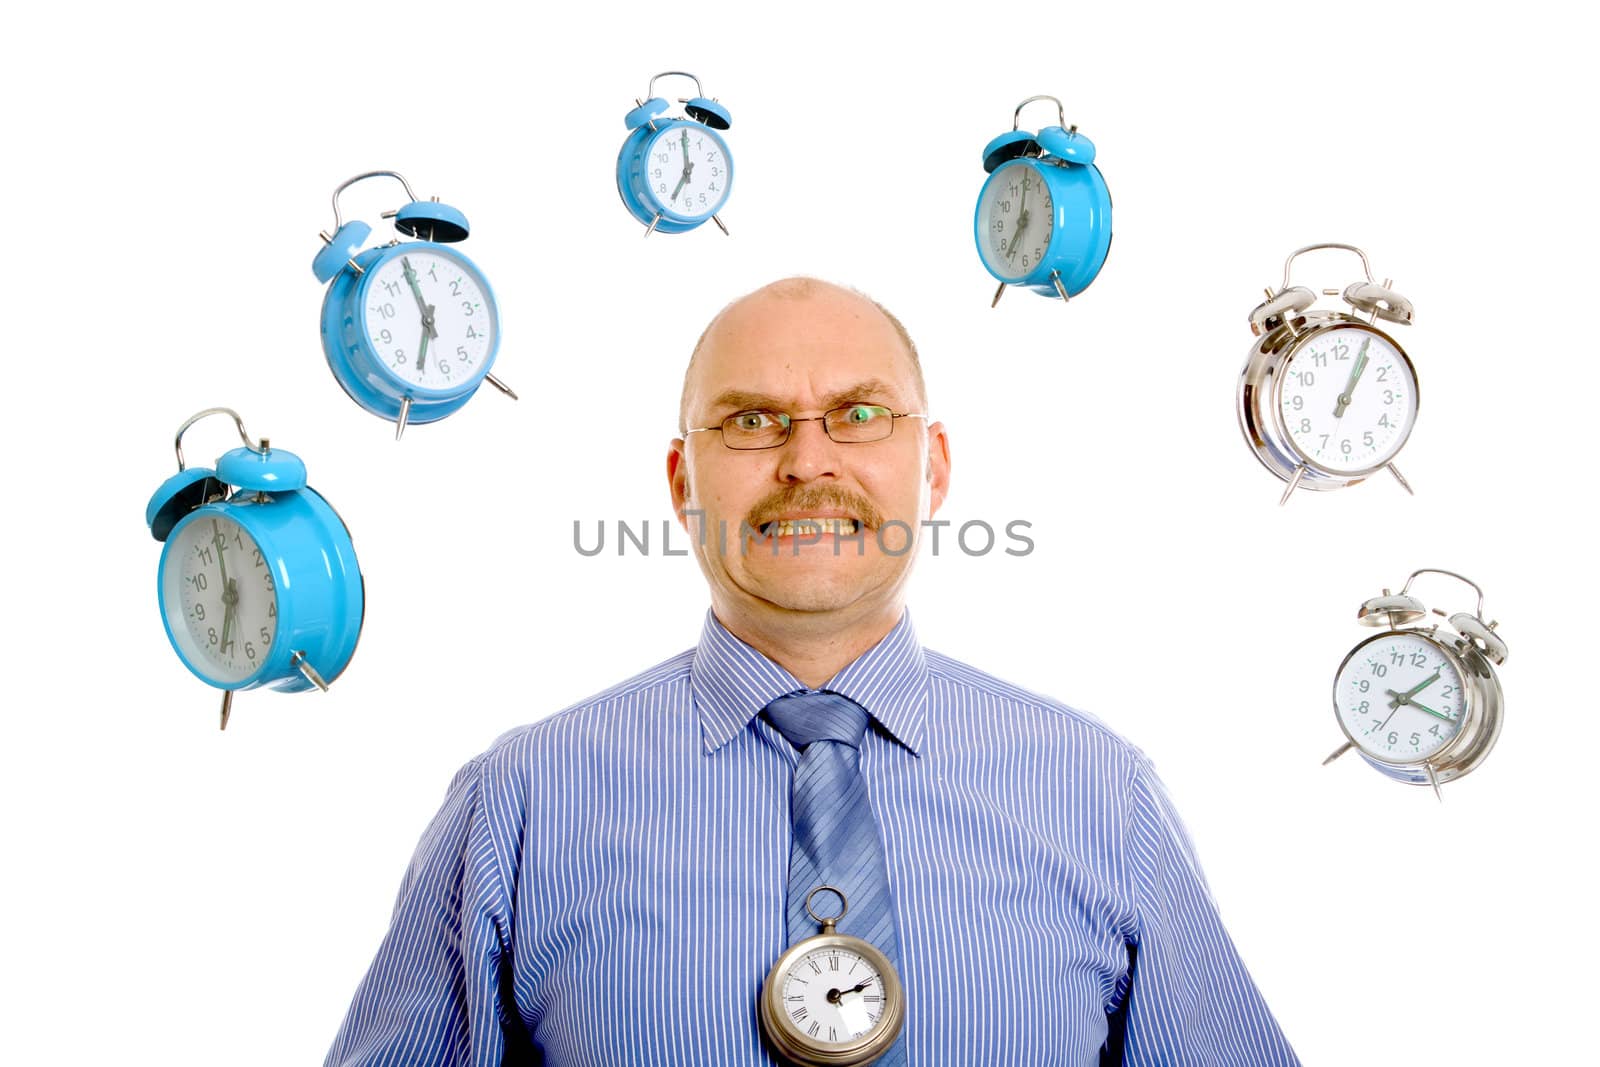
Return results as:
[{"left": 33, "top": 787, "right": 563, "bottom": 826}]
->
[{"left": 679, "top": 278, "right": 928, "bottom": 432}]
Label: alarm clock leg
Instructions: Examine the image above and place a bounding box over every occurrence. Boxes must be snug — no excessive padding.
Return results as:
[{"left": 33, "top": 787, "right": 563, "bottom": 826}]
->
[
  {"left": 1049, "top": 270, "right": 1070, "bottom": 302},
  {"left": 645, "top": 212, "right": 663, "bottom": 237},
  {"left": 1424, "top": 761, "right": 1443, "bottom": 802},
  {"left": 485, "top": 374, "right": 519, "bottom": 400},
  {"left": 990, "top": 281, "right": 1007, "bottom": 308},
  {"left": 1321, "top": 740, "right": 1353, "bottom": 765},
  {"left": 395, "top": 397, "right": 412, "bottom": 442},
  {"left": 219, "top": 689, "right": 234, "bottom": 731},
  {"left": 292, "top": 650, "right": 331, "bottom": 692},
  {"left": 1386, "top": 462, "right": 1414, "bottom": 496},
  {"left": 712, "top": 214, "right": 730, "bottom": 236},
  {"left": 1278, "top": 465, "right": 1307, "bottom": 506}
]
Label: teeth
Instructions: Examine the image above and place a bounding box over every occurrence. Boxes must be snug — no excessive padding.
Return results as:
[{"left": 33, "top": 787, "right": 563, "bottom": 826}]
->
[{"left": 762, "top": 518, "right": 860, "bottom": 537}]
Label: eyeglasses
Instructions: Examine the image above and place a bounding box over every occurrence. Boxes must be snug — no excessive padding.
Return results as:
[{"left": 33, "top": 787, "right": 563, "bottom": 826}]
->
[{"left": 684, "top": 404, "right": 928, "bottom": 450}]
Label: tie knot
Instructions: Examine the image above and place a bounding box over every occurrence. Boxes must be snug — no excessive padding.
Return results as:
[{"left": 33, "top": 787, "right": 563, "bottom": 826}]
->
[{"left": 763, "top": 691, "right": 870, "bottom": 750}]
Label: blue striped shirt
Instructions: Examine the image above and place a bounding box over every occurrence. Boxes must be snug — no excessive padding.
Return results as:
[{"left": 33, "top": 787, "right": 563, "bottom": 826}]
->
[{"left": 327, "top": 612, "right": 1299, "bottom": 1065}]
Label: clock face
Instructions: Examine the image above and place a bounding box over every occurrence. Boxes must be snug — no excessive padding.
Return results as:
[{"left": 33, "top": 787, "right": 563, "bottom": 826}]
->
[
  {"left": 645, "top": 125, "right": 729, "bottom": 219},
  {"left": 162, "top": 514, "right": 278, "bottom": 685},
  {"left": 1278, "top": 326, "right": 1417, "bottom": 474},
  {"left": 979, "top": 161, "right": 1055, "bottom": 280},
  {"left": 776, "top": 945, "right": 887, "bottom": 1046},
  {"left": 361, "top": 247, "right": 495, "bottom": 393},
  {"left": 1334, "top": 632, "right": 1465, "bottom": 764}
]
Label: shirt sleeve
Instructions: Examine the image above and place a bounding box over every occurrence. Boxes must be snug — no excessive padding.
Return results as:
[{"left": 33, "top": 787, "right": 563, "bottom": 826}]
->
[
  {"left": 1118, "top": 758, "right": 1301, "bottom": 1066},
  {"left": 324, "top": 758, "right": 531, "bottom": 1067}
]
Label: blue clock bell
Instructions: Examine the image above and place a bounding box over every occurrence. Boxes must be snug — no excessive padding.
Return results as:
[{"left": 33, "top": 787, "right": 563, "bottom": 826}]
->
[
  {"left": 617, "top": 71, "right": 734, "bottom": 237},
  {"left": 313, "top": 170, "right": 517, "bottom": 439},
  {"left": 146, "top": 408, "right": 364, "bottom": 730},
  {"left": 974, "top": 95, "right": 1112, "bottom": 306}
]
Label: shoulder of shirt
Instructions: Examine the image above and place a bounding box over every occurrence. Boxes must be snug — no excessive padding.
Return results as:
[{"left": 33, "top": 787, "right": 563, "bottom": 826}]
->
[
  {"left": 923, "top": 647, "right": 1153, "bottom": 769},
  {"left": 468, "top": 646, "right": 697, "bottom": 765}
]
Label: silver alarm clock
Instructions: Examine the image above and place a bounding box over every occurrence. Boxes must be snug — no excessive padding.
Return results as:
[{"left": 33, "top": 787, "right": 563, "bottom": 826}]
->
[
  {"left": 1323, "top": 569, "right": 1507, "bottom": 800},
  {"left": 1238, "top": 243, "right": 1420, "bottom": 504}
]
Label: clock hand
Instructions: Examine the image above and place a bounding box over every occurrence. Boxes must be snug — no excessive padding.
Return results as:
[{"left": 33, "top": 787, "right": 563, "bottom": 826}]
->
[
  {"left": 402, "top": 257, "right": 438, "bottom": 340},
  {"left": 219, "top": 577, "right": 238, "bottom": 657},
  {"left": 1407, "top": 699, "right": 1452, "bottom": 722},
  {"left": 1332, "top": 338, "right": 1372, "bottom": 418},
  {"left": 1006, "top": 179, "right": 1030, "bottom": 259},
  {"left": 825, "top": 978, "right": 874, "bottom": 1004},
  {"left": 416, "top": 322, "right": 430, "bottom": 372},
  {"left": 1385, "top": 670, "right": 1442, "bottom": 708}
]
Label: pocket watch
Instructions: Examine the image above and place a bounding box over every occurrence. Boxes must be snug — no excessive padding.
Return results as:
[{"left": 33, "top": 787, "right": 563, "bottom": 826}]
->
[
  {"left": 146, "top": 408, "right": 364, "bottom": 729},
  {"left": 1238, "top": 243, "right": 1419, "bottom": 504},
  {"left": 1323, "top": 569, "right": 1507, "bottom": 800},
  {"left": 759, "top": 887, "right": 905, "bottom": 1066},
  {"left": 616, "top": 71, "right": 734, "bottom": 237},
  {"left": 974, "top": 95, "right": 1112, "bottom": 307},
  {"left": 312, "top": 170, "right": 517, "bottom": 439}
]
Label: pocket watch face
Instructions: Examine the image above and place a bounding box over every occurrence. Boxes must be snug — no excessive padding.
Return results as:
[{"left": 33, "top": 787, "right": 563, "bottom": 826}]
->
[
  {"left": 162, "top": 514, "right": 279, "bottom": 684},
  {"left": 979, "top": 161, "right": 1054, "bottom": 280},
  {"left": 1278, "top": 325, "right": 1416, "bottom": 474},
  {"left": 646, "top": 125, "right": 729, "bottom": 218},
  {"left": 776, "top": 945, "right": 888, "bottom": 1046},
  {"left": 361, "top": 247, "right": 495, "bottom": 392},
  {"left": 1335, "top": 632, "right": 1465, "bottom": 764}
]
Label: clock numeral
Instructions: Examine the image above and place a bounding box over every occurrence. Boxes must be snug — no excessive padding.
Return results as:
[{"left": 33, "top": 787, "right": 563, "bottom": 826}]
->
[
  {"left": 1333, "top": 341, "right": 1349, "bottom": 360},
  {"left": 807, "top": 1021, "right": 820, "bottom": 1037},
  {"left": 456, "top": 345, "right": 473, "bottom": 367},
  {"left": 252, "top": 548, "right": 264, "bottom": 568},
  {"left": 1370, "top": 663, "right": 1388, "bottom": 677},
  {"left": 1299, "top": 418, "right": 1312, "bottom": 434},
  {"left": 828, "top": 955, "right": 839, "bottom": 971},
  {"left": 461, "top": 301, "right": 475, "bottom": 317},
  {"left": 377, "top": 302, "right": 396, "bottom": 319},
  {"left": 427, "top": 264, "right": 438, "bottom": 282},
  {"left": 1378, "top": 414, "right": 1391, "bottom": 429},
  {"left": 791, "top": 1006, "right": 808, "bottom": 1022},
  {"left": 1289, "top": 395, "right": 1303, "bottom": 411},
  {"left": 190, "top": 572, "right": 208, "bottom": 592},
  {"left": 259, "top": 626, "right": 272, "bottom": 647},
  {"left": 1340, "top": 439, "right": 1352, "bottom": 455},
  {"left": 1312, "top": 352, "right": 1328, "bottom": 368},
  {"left": 1376, "top": 366, "right": 1390, "bottom": 382},
  {"left": 192, "top": 603, "right": 206, "bottom": 621},
  {"left": 1357, "top": 700, "right": 1370, "bottom": 712},
  {"left": 439, "top": 360, "right": 451, "bottom": 377},
  {"left": 195, "top": 544, "right": 214, "bottom": 565},
  {"left": 1387, "top": 731, "right": 1399, "bottom": 745},
  {"left": 1441, "top": 686, "right": 1454, "bottom": 697},
  {"left": 450, "top": 279, "right": 462, "bottom": 297},
  {"left": 1409, "top": 732, "right": 1421, "bottom": 746},
  {"left": 466, "top": 325, "right": 479, "bottom": 339},
  {"left": 383, "top": 280, "right": 400, "bottom": 298},
  {"left": 1430, "top": 724, "right": 1442, "bottom": 737},
  {"left": 1294, "top": 369, "right": 1316, "bottom": 386},
  {"left": 379, "top": 329, "right": 392, "bottom": 344},
  {"left": 1370, "top": 719, "right": 1383, "bottom": 731},
  {"left": 1357, "top": 679, "right": 1370, "bottom": 692},
  {"left": 1383, "top": 390, "right": 1395, "bottom": 405},
  {"left": 267, "top": 601, "right": 277, "bottom": 619},
  {"left": 394, "top": 349, "right": 406, "bottom": 367},
  {"left": 244, "top": 641, "right": 257, "bottom": 661},
  {"left": 1363, "top": 431, "right": 1375, "bottom": 447},
  {"left": 808, "top": 960, "right": 821, "bottom": 974},
  {"left": 207, "top": 626, "right": 219, "bottom": 646}
]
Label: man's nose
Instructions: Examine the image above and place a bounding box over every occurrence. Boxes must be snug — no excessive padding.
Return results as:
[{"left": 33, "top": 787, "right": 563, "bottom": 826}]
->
[{"left": 775, "top": 418, "right": 842, "bottom": 483}]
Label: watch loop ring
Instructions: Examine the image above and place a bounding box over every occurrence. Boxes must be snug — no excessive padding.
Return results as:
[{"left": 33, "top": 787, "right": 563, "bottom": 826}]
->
[
  {"left": 325, "top": 170, "right": 421, "bottom": 233},
  {"left": 174, "top": 408, "right": 260, "bottom": 472},
  {"left": 1012, "top": 94, "right": 1068, "bottom": 131},
  {"left": 804, "top": 885, "right": 849, "bottom": 927}
]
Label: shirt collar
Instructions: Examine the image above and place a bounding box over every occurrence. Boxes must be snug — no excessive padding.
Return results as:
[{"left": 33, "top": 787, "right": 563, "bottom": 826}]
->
[{"left": 691, "top": 609, "right": 929, "bottom": 757}]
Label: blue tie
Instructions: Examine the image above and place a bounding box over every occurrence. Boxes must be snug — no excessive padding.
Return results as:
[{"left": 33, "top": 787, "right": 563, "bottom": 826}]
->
[{"left": 764, "top": 691, "right": 906, "bottom": 1065}]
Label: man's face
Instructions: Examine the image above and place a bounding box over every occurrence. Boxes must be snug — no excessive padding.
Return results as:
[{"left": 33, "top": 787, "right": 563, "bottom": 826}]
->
[{"left": 669, "top": 284, "right": 951, "bottom": 627}]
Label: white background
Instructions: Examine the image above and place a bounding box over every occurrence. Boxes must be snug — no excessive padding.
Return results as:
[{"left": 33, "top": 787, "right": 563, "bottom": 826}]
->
[{"left": 3, "top": 2, "right": 1595, "bottom": 1062}]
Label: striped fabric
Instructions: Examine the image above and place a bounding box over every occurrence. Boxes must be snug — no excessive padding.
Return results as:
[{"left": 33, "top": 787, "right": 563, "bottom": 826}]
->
[
  {"left": 764, "top": 691, "right": 905, "bottom": 1065},
  {"left": 326, "top": 612, "right": 1300, "bottom": 1066}
]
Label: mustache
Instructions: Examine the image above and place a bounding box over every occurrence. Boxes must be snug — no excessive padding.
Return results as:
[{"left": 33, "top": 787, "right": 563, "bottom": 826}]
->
[{"left": 746, "top": 486, "right": 885, "bottom": 531}]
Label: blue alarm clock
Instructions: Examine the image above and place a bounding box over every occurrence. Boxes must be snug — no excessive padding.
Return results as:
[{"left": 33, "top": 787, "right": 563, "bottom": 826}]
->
[
  {"left": 146, "top": 408, "right": 364, "bottom": 730},
  {"left": 617, "top": 71, "right": 734, "bottom": 236},
  {"left": 974, "top": 95, "right": 1113, "bottom": 306},
  {"left": 313, "top": 170, "right": 517, "bottom": 439}
]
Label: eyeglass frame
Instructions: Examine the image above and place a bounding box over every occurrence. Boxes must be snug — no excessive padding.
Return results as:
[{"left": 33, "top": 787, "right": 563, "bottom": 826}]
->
[{"left": 682, "top": 404, "right": 930, "bottom": 450}]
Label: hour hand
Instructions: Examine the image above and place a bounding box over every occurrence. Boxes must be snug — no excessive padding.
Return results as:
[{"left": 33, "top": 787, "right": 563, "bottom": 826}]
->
[
  {"left": 401, "top": 256, "right": 435, "bottom": 336},
  {"left": 1332, "top": 338, "right": 1372, "bottom": 417}
]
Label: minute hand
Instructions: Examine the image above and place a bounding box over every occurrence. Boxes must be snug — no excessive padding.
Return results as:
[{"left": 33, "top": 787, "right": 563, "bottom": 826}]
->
[{"left": 1332, "top": 338, "right": 1372, "bottom": 418}]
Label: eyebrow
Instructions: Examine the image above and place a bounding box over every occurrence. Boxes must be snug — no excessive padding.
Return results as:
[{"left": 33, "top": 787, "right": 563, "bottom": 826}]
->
[{"left": 707, "top": 379, "right": 904, "bottom": 416}]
